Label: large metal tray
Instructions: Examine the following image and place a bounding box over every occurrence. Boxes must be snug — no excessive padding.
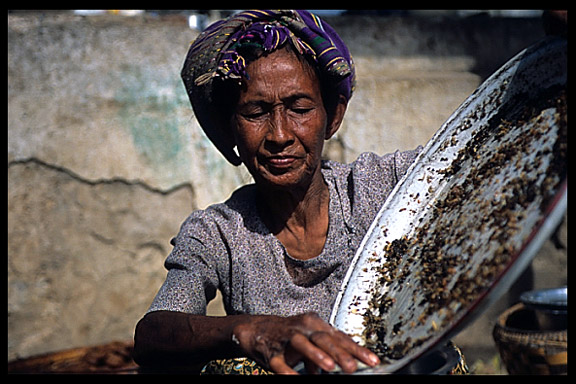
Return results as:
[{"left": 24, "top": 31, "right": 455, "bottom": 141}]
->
[{"left": 329, "top": 37, "right": 567, "bottom": 374}]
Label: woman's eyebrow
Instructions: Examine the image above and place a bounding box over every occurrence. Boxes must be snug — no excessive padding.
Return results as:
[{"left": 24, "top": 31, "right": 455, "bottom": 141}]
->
[
  {"left": 282, "top": 93, "right": 316, "bottom": 103},
  {"left": 238, "top": 92, "right": 316, "bottom": 108},
  {"left": 236, "top": 100, "right": 269, "bottom": 110}
]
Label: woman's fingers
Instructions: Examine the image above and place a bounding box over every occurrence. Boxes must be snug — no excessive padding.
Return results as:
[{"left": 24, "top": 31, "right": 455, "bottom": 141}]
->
[
  {"left": 331, "top": 330, "right": 381, "bottom": 368},
  {"left": 296, "top": 313, "right": 380, "bottom": 367},
  {"left": 289, "top": 329, "right": 380, "bottom": 374},
  {"left": 309, "top": 331, "right": 358, "bottom": 372},
  {"left": 269, "top": 354, "right": 298, "bottom": 375},
  {"left": 233, "top": 313, "right": 380, "bottom": 374},
  {"left": 289, "top": 333, "right": 336, "bottom": 372}
]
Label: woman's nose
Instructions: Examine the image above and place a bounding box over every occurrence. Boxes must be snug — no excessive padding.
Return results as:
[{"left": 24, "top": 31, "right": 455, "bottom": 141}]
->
[{"left": 265, "top": 110, "right": 294, "bottom": 149}]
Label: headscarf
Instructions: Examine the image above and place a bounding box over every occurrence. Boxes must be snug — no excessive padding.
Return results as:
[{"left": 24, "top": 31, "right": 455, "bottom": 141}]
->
[{"left": 181, "top": 10, "right": 355, "bottom": 165}]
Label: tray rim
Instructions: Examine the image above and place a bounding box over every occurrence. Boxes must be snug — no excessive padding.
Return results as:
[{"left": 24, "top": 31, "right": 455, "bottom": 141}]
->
[{"left": 329, "top": 36, "right": 567, "bottom": 374}]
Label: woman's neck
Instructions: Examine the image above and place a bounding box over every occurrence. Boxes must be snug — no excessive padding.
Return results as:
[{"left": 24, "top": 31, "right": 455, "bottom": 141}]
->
[{"left": 256, "top": 172, "right": 330, "bottom": 260}]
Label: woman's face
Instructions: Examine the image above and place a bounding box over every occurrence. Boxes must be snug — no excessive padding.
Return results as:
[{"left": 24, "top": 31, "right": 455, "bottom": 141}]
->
[{"left": 232, "top": 48, "right": 339, "bottom": 192}]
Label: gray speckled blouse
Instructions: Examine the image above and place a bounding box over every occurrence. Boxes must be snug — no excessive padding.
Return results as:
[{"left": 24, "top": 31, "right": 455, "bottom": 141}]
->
[{"left": 147, "top": 150, "right": 421, "bottom": 321}]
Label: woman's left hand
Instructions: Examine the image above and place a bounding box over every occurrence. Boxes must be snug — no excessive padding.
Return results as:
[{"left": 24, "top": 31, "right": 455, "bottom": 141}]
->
[{"left": 232, "top": 312, "right": 380, "bottom": 374}]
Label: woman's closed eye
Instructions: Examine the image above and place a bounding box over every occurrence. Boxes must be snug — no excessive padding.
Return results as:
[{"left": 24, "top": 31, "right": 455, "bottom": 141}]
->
[
  {"left": 238, "top": 107, "right": 313, "bottom": 120},
  {"left": 291, "top": 107, "right": 313, "bottom": 115},
  {"left": 242, "top": 111, "right": 268, "bottom": 120},
  {"left": 238, "top": 104, "right": 269, "bottom": 120},
  {"left": 236, "top": 96, "right": 317, "bottom": 121}
]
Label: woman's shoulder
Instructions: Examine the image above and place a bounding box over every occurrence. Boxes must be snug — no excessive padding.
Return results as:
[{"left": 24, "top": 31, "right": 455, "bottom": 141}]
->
[
  {"left": 182, "top": 184, "right": 258, "bottom": 230},
  {"left": 355, "top": 149, "right": 422, "bottom": 169},
  {"left": 169, "top": 184, "right": 260, "bottom": 262},
  {"left": 323, "top": 149, "right": 422, "bottom": 180}
]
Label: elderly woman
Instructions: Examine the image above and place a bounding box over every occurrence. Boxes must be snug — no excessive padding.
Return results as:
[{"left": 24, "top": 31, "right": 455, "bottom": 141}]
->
[{"left": 133, "top": 10, "right": 494, "bottom": 375}]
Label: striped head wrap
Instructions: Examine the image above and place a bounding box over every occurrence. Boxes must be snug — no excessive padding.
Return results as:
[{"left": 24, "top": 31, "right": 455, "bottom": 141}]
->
[{"left": 181, "top": 10, "right": 355, "bottom": 166}]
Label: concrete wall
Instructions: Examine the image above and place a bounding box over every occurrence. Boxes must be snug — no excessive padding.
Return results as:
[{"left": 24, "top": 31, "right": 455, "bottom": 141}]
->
[{"left": 8, "top": 11, "right": 565, "bottom": 365}]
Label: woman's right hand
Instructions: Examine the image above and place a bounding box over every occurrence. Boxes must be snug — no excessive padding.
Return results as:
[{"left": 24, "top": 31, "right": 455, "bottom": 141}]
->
[{"left": 232, "top": 312, "right": 380, "bottom": 374}]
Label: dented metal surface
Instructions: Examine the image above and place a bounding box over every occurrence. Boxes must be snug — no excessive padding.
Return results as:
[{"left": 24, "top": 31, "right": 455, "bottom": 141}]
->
[{"left": 329, "top": 37, "right": 567, "bottom": 374}]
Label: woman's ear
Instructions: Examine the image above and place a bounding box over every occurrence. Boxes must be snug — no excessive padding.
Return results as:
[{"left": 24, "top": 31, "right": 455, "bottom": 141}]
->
[{"left": 325, "top": 95, "right": 348, "bottom": 140}]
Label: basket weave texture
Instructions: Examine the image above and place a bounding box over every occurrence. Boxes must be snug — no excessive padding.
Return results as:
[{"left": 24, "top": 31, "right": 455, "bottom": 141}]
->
[
  {"left": 493, "top": 303, "right": 567, "bottom": 375},
  {"left": 7, "top": 340, "right": 138, "bottom": 374}
]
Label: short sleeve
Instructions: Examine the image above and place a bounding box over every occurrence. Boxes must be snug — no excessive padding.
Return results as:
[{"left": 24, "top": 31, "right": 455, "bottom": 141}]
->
[{"left": 146, "top": 214, "right": 223, "bottom": 315}]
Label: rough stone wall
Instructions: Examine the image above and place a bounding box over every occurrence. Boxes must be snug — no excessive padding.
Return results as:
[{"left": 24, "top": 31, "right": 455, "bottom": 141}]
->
[
  {"left": 8, "top": 13, "right": 211, "bottom": 360},
  {"left": 8, "top": 159, "right": 193, "bottom": 358},
  {"left": 8, "top": 11, "right": 565, "bottom": 364}
]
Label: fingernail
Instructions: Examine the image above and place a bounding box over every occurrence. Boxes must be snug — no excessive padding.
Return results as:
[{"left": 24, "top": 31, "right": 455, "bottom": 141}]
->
[{"left": 327, "top": 364, "right": 341, "bottom": 373}]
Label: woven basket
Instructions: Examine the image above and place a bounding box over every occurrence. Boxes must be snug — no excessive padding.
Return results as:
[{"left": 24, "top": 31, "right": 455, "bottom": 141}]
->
[
  {"left": 493, "top": 303, "right": 567, "bottom": 375},
  {"left": 7, "top": 340, "right": 138, "bottom": 374}
]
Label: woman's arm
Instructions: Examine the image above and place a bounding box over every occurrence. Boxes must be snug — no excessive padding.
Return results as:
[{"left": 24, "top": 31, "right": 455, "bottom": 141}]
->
[
  {"left": 133, "top": 310, "right": 247, "bottom": 372},
  {"left": 133, "top": 310, "right": 380, "bottom": 374}
]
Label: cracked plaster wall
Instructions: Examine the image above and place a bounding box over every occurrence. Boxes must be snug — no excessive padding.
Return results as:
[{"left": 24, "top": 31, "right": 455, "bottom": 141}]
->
[
  {"left": 8, "top": 11, "right": 565, "bottom": 362},
  {"left": 8, "top": 158, "right": 194, "bottom": 359}
]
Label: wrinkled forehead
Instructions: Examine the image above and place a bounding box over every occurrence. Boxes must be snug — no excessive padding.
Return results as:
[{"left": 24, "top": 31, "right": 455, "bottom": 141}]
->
[{"left": 239, "top": 45, "right": 321, "bottom": 96}]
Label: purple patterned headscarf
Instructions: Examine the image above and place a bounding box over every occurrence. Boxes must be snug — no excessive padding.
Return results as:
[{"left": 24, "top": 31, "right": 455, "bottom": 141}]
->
[{"left": 181, "top": 10, "right": 355, "bottom": 166}]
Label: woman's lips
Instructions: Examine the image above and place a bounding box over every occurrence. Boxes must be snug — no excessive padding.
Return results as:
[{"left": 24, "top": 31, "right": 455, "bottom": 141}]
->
[{"left": 264, "top": 155, "right": 298, "bottom": 169}]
